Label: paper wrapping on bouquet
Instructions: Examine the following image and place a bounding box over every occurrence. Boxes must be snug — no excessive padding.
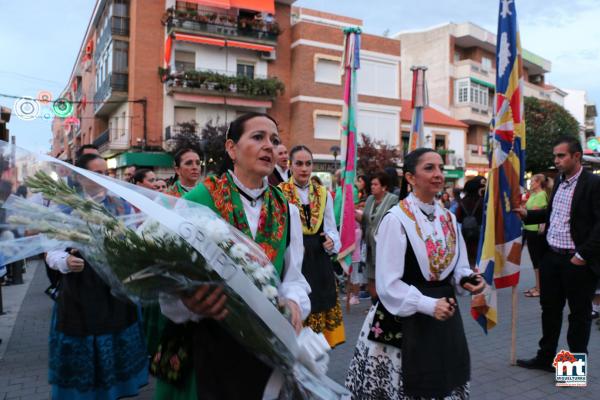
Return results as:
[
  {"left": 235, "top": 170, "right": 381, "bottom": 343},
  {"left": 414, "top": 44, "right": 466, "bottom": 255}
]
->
[{"left": 0, "top": 143, "right": 349, "bottom": 399}]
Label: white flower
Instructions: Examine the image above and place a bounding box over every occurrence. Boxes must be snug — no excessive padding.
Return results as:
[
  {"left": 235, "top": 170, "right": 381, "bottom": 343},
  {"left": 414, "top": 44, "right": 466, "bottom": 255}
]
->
[
  {"left": 206, "top": 218, "right": 229, "bottom": 243},
  {"left": 245, "top": 262, "right": 261, "bottom": 273},
  {"left": 230, "top": 243, "right": 250, "bottom": 260},
  {"left": 253, "top": 267, "right": 272, "bottom": 284},
  {"left": 262, "top": 285, "right": 278, "bottom": 300}
]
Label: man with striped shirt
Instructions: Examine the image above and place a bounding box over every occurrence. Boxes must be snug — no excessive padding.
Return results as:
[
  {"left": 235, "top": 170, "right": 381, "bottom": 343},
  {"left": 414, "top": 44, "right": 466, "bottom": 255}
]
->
[{"left": 517, "top": 136, "right": 600, "bottom": 372}]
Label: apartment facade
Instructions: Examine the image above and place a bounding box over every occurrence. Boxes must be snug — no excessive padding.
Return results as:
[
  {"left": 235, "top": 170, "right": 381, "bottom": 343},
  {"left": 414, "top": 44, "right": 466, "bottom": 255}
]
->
[
  {"left": 288, "top": 7, "right": 402, "bottom": 170},
  {"left": 0, "top": 107, "right": 10, "bottom": 142},
  {"left": 395, "top": 22, "right": 560, "bottom": 177},
  {"left": 52, "top": 0, "right": 295, "bottom": 177},
  {"left": 563, "top": 89, "right": 597, "bottom": 148},
  {"left": 400, "top": 100, "right": 468, "bottom": 186}
]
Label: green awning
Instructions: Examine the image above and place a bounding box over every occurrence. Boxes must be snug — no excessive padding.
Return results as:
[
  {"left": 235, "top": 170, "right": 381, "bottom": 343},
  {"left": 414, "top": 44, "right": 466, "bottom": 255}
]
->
[
  {"left": 470, "top": 77, "right": 495, "bottom": 90},
  {"left": 444, "top": 169, "right": 465, "bottom": 179},
  {"left": 113, "top": 152, "right": 174, "bottom": 168}
]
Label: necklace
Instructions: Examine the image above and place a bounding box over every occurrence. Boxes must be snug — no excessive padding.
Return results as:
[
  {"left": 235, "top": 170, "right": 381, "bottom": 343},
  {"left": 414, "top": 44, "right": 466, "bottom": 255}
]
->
[{"left": 236, "top": 186, "right": 264, "bottom": 207}]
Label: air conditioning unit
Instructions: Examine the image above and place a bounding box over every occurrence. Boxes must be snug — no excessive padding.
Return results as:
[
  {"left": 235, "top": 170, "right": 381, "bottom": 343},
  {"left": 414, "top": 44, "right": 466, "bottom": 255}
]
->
[{"left": 260, "top": 50, "right": 277, "bottom": 61}]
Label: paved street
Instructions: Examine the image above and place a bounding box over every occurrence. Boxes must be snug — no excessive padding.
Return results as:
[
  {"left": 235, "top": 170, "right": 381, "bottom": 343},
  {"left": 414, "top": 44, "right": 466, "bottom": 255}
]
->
[{"left": 1, "top": 253, "right": 599, "bottom": 399}]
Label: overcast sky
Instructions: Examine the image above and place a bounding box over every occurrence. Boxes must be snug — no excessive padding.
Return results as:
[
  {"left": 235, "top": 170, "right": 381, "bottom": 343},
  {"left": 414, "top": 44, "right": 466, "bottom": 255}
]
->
[{"left": 1, "top": 0, "right": 598, "bottom": 153}]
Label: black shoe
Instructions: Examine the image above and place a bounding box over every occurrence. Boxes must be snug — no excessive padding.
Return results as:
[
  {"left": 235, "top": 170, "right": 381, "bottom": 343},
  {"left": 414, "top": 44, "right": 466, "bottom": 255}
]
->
[{"left": 516, "top": 357, "right": 554, "bottom": 372}]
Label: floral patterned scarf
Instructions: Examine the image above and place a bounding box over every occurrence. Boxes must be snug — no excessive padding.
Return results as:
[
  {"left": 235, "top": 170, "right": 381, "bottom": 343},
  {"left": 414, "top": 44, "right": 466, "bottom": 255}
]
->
[{"left": 279, "top": 177, "right": 326, "bottom": 235}]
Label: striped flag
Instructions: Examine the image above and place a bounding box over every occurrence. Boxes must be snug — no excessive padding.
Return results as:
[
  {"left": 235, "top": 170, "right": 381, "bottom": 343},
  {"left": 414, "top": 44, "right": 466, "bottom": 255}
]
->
[
  {"left": 408, "top": 67, "right": 429, "bottom": 152},
  {"left": 472, "top": 0, "right": 526, "bottom": 332},
  {"left": 336, "top": 27, "right": 361, "bottom": 272}
]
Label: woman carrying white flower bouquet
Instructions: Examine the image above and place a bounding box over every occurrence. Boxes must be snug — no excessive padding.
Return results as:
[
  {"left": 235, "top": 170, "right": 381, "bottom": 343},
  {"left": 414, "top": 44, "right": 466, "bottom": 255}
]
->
[
  {"left": 156, "top": 112, "right": 311, "bottom": 400},
  {"left": 45, "top": 154, "right": 148, "bottom": 400},
  {"left": 279, "top": 145, "right": 345, "bottom": 348}
]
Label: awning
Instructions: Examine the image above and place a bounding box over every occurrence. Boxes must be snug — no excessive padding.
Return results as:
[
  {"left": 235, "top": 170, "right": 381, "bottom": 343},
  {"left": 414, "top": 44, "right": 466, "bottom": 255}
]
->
[
  {"left": 184, "top": 0, "right": 231, "bottom": 9},
  {"left": 184, "top": 0, "right": 275, "bottom": 13},
  {"left": 227, "top": 40, "right": 274, "bottom": 52},
  {"left": 174, "top": 33, "right": 225, "bottom": 47},
  {"left": 113, "top": 152, "right": 174, "bottom": 168},
  {"left": 174, "top": 92, "right": 272, "bottom": 108},
  {"left": 470, "top": 77, "right": 495, "bottom": 90},
  {"left": 230, "top": 0, "right": 275, "bottom": 13},
  {"left": 173, "top": 34, "right": 273, "bottom": 52}
]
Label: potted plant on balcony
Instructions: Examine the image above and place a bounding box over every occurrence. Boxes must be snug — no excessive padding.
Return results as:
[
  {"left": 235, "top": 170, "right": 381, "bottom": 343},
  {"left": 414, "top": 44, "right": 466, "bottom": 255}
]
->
[
  {"left": 158, "top": 67, "right": 170, "bottom": 83},
  {"left": 208, "top": 13, "right": 217, "bottom": 22}
]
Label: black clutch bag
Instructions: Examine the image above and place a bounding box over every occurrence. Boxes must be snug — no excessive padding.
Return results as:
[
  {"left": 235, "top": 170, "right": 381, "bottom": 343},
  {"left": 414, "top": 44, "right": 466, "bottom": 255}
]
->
[{"left": 367, "top": 301, "right": 403, "bottom": 349}]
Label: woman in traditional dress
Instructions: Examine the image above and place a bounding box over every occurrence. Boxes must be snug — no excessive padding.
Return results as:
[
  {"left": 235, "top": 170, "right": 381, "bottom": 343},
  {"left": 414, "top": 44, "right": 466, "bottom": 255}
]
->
[
  {"left": 356, "top": 171, "right": 399, "bottom": 302},
  {"left": 132, "top": 168, "right": 158, "bottom": 191},
  {"left": 165, "top": 148, "right": 201, "bottom": 197},
  {"left": 157, "top": 112, "right": 310, "bottom": 400},
  {"left": 345, "top": 148, "right": 485, "bottom": 400},
  {"left": 279, "top": 145, "right": 345, "bottom": 348},
  {"left": 46, "top": 154, "right": 148, "bottom": 400}
]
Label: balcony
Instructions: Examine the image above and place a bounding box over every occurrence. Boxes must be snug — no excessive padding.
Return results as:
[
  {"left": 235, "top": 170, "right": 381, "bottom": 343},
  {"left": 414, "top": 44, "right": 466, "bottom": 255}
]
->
[
  {"left": 465, "top": 144, "right": 489, "bottom": 165},
  {"left": 452, "top": 59, "right": 495, "bottom": 88},
  {"left": 164, "top": 8, "right": 280, "bottom": 47},
  {"left": 161, "top": 68, "right": 284, "bottom": 103},
  {"left": 165, "top": 124, "right": 198, "bottom": 141},
  {"left": 94, "top": 128, "right": 130, "bottom": 156},
  {"left": 523, "top": 80, "right": 551, "bottom": 101},
  {"left": 94, "top": 72, "right": 128, "bottom": 116},
  {"left": 95, "top": 16, "right": 130, "bottom": 60},
  {"left": 452, "top": 104, "right": 492, "bottom": 125}
]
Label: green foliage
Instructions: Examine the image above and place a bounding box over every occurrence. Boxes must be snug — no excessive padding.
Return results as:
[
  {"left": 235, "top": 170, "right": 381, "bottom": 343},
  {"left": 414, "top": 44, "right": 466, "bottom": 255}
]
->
[
  {"left": 169, "top": 120, "right": 228, "bottom": 175},
  {"left": 357, "top": 133, "right": 402, "bottom": 174},
  {"left": 524, "top": 97, "right": 580, "bottom": 173}
]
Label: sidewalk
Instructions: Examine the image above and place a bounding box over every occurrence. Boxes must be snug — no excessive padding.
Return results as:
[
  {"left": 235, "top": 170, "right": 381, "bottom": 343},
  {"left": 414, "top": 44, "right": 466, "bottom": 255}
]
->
[{"left": 1, "top": 255, "right": 598, "bottom": 399}]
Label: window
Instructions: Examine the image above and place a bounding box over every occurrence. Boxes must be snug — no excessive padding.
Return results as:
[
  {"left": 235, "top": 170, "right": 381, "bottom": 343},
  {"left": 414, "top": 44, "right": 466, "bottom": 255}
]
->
[
  {"left": 113, "top": 40, "right": 128, "bottom": 72},
  {"left": 315, "top": 58, "right": 340, "bottom": 85},
  {"left": 455, "top": 79, "right": 489, "bottom": 108},
  {"left": 121, "top": 112, "right": 127, "bottom": 137},
  {"left": 357, "top": 109, "right": 399, "bottom": 145},
  {"left": 237, "top": 62, "right": 255, "bottom": 79},
  {"left": 314, "top": 114, "right": 341, "bottom": 140},
  {"left": 358, "top": 59, "right": 398, "bottom": 98},
  {"left": 175, "top": 107, "right": 196, "bottom": 125},
  {"left": 454, "top": 51, "right": 461, "bottom": 63},
  {"left": 401, "top": 131, "right": 410, "bottom": 155},
  {"left": 175, "top": 51, "right": 196, "bottom": 72},
  {"left": 481, "top": 56, "right": 492, "bottom": 71},
  {"left": 434, "top": 134, "right": 447, "bottom": 151}
]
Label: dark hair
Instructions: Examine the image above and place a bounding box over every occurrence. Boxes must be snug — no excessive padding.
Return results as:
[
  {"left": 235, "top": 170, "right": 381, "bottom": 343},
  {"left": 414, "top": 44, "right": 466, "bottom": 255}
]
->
[
  {"left": 357, "top": 174, "right": 371, "bottom": 196},
  {"left": 75, "top": 153, "right": 103, "bottom": 170},
  {"left": 289, "top": 145, "right": 312, "bottom": 161},
  {"left": 76, "top": 144, "right": 98, "bottom": 159},
  {"left": 553, "top": 135, "right": 583, "bottom": 156},
  {"left": 0, "top": 180, "right": 12, "bottom": 202},
  {"left": 463, "top": 176, "right": 486, "bottom": 197},
  {"left": 132, "top": 168, "right": 153, "bottom": 185},
  {"left": 399, "top": 148, "right": 438, "bottom": 199},
  {"left": 384, "top": 166, "right": 399, "bottom": 189},
  {"left": 371, "top": 171, "right": 390, "bottom": 191},
  {"left": 219, "top": 112, "right": 279, "bottom": 174},
  {"left": 174, "top": 148, "right": 199, "bottom": 167}
]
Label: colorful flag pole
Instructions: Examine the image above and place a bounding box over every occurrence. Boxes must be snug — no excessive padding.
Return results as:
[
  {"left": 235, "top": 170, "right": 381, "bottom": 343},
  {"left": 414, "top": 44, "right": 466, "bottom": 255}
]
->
[
  {"left": 337, "top": 27, "right": 361, "bottom": 274},
  {"left": 408, "top": 66, "right": 429, "bottom": 152},
  {"left": 472, "top": 0, "right": 526, "bottom": 338}
]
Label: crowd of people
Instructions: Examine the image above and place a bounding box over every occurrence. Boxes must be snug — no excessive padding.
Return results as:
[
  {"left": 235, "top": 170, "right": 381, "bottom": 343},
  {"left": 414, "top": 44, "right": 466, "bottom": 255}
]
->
[{"left": 1, "top": 111, "right": 599, "bottom": 400}]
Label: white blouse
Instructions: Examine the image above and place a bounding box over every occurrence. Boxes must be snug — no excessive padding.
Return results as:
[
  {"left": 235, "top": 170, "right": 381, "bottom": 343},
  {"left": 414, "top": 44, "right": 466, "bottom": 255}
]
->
[
  {"left": 294, "top": 184, "right": 341, "bottom": 254},
  {"left": 161, "top": 173, "right": 312, "bottom": 323},
  {"left": 375, "top": 205, "right": 472, "bottom": 318}
]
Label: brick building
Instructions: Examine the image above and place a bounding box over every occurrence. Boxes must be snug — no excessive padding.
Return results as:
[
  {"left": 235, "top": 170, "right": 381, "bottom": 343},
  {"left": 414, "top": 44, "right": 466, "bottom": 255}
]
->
[{"left": 288, "top": 7, "right": 401, "bottom": 170}]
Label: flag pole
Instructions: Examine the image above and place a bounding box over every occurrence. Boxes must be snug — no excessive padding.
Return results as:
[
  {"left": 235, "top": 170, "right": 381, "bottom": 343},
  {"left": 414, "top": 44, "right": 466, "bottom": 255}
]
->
[{"left": 510, "top": 285, "right": 518, "bottom": 365}]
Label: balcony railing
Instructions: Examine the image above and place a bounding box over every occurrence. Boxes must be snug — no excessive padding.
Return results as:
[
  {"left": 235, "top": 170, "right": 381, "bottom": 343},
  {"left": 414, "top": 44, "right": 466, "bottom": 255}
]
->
[
  {"left": 94, "top": 72, "right": 128, "bottom": 107},
  {"left": 165, "top": 124, "right": 198, "bottom": 141},
  {"left": 164, "top": 9, "right": 280, "bottom": 44},
  {"left": 93, "top": 129, "right": 109, "bottom": 147},
  {"left": 95, "top": 16, "right": 130, "bottom": 60},
  {"left": 160, "top": 68, "right": 284, "bottom": 99}
]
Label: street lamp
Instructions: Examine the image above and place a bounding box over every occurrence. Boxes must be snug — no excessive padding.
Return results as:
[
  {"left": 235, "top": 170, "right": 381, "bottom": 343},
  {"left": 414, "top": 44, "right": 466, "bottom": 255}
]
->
[{"left": 330, "top": 145, "right": 341, "bottom": 171}]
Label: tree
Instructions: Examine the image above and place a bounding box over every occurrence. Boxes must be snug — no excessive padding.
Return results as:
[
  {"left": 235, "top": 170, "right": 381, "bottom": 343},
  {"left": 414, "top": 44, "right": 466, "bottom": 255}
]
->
[
  {"left": 357, "top": 133, "right": 402, "bottom": 174},
  {"left": 167, "top": 119, "right": 228, "bottom": 175},
  {"left": 524, "top": 97, "right": 580, "bottom": 173}
]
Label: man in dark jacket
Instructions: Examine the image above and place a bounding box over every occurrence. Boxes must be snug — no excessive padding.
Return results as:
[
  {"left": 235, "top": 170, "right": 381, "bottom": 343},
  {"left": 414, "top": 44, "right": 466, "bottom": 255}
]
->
[{"left": 517, "top": 136, "right": 600, "bottom": 372}]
